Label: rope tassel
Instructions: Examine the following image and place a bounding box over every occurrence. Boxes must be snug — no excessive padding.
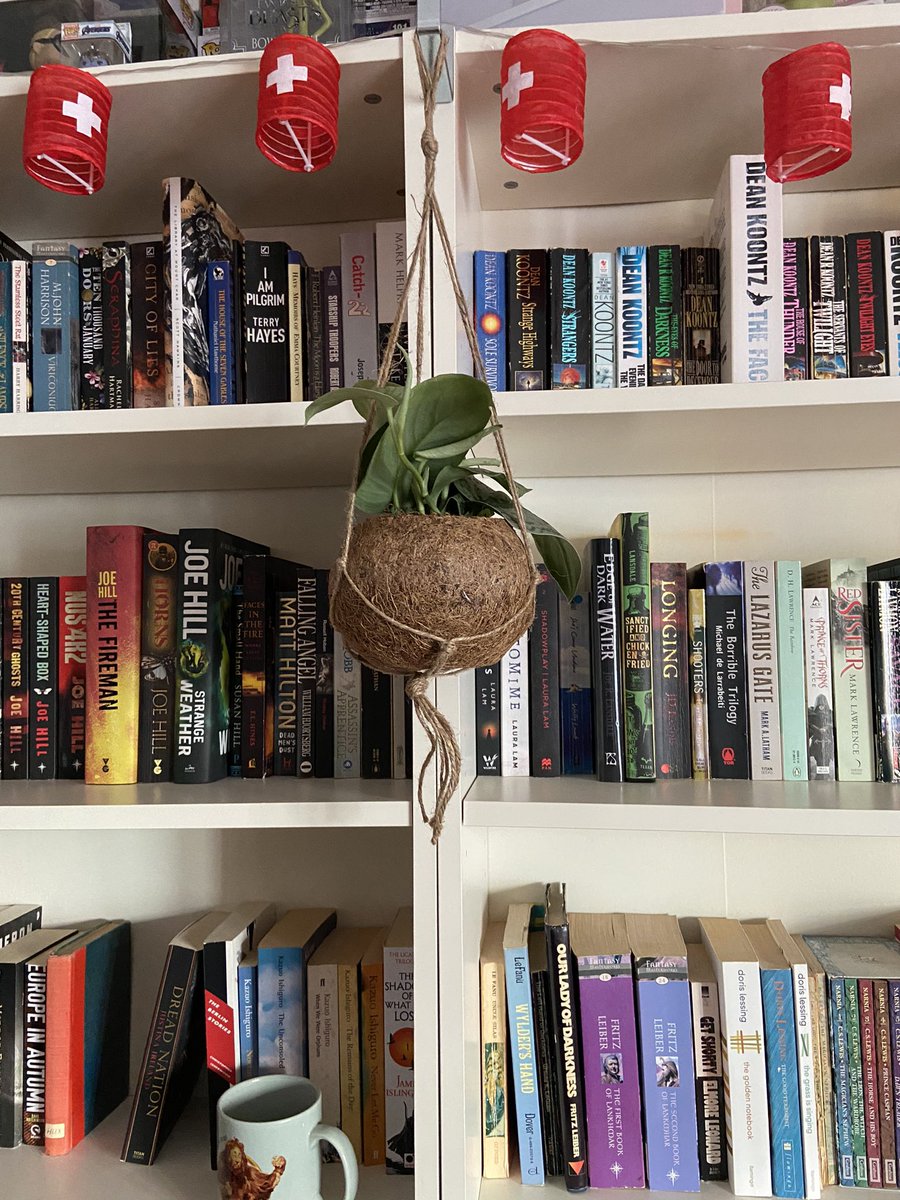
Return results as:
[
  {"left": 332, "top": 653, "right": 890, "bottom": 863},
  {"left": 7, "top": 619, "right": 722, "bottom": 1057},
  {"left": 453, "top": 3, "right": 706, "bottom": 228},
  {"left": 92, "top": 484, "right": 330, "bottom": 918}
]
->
[{"left": 406, "top": 674, "right": 461, "bottom": 844}]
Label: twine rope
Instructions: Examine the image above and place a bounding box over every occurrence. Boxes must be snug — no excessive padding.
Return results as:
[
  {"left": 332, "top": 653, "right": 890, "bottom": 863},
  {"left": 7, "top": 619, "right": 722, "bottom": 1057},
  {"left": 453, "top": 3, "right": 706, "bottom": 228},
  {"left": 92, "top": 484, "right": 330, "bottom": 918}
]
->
[{"left": 332, "top": 31, "right": 535, "bottom": 843}]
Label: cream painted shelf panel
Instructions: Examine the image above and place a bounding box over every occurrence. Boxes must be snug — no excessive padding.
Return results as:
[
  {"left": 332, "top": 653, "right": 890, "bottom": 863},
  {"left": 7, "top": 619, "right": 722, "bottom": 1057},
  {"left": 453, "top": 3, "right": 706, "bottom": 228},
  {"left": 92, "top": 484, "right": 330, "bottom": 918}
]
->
[{"left": 480, "top": 1179, "right": 851, "bottom": 1199}]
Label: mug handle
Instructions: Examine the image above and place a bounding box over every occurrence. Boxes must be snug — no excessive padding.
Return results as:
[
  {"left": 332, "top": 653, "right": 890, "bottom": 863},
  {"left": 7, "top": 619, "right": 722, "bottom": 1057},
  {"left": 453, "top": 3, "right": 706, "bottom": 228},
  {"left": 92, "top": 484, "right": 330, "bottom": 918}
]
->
[{"left": 311, "top": 1124, "right": 359, "bottom": 1200}]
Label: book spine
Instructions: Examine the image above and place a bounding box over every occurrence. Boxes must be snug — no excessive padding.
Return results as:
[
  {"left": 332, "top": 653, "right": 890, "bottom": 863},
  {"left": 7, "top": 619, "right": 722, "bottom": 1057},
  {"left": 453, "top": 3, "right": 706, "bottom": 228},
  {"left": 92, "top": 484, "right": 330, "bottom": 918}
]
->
[
  {"left": 532, "top": 967, "right": 563, "bottom": 1176},
  {"left": 86, "top": 528, "right": 143, "bottom": 785},
  {"left": 791, "top": 960, "right": 822, "bottom": 1199},
  {"left": 242, "top": 243, "right": 290, "bottom": 403},
  {"left": 274, "top": 588, "right": 298, "bottom": 776},
  {"left": 620, "top": 514, "right": 654, "bottom": 780},
  {"left": 889, "top": 984, "right": 900, "bottom": 1187},
  {"left": 828, "top": 562, "right": 876, "bottom": 781},
  {"left": 776, "top": 562, "right": 808, "bottom": 780},
  {"left": 45, "top": 949, "right": 85, "bottom": 1157},
  {"left": 0, "top": 263, "right": 12, "bottom": 413},
  {"left": 341, "top": 230, "right": 378, "bottom": 386},
  {"left": 229, "top": 584, "right": 244, "bottom": 777},
  {"left": 237, "top": 959, "right": 257, "bottom": 1081},
  {"left": 845, "top": 978, "right": 869, "bottom": 1185},
  {"left": 650, "top": 563, "right": 690, "bottom": 777},
  {"left": 383, "top": 938, "right": 414, "bottom": 1174},
  {"left": 376, "top": 221, "right": 408, "bottom": 386},
  {"left": 544, "top": 920, "right": 588, "bottom": 1191},
  {"left": 361, "top": 957, "right": 385, "bottom": 1167},
  {"left": 475, "top": 662, "right": 502, "bottom": 776},
  {"left": 164, "top": 181, "right": 183, "bottom": 406},
  {"left": 507, "top": 249, "right": 549, "bottom": 390},
  {"left": 0, "top": 961, "right": 23, "bottom": 1145},
  {"left": 810, "top": 235, "right": 849, "bottom": 380},
  {"left": 102, "top": 242, "right": 132, "bottom": 409},
  {"left": 560, "top": 590, "right": 593, "bottom": 775},
  {"left": 2, "top": 579, "right": 28, "bottom": 778},
  {"left": 847, "top": 232, "right": 888, "bottom": 377},
  {"left": 589, "top": 539, "right": 625, "bottom": 781},
  {"left": 550, "top": 247, "right": 590, "bottom": 389},
  {"left": 760, "top": 967, "right": 803, "bottom": 1197},
  {"left": 744, "top": 560, "right": 782, "bottom": 780},
  {"left": 688, "top": 588, "right": 709, "bottom": 779},
  {"left": 705, "top": 564, "right": 750, "bottom": 779},
  {"left": 338, "top": 962, "right": 363, "bottom": 1163},
  {"left": 287, "top": 249, "right": 304, "bottom": 402},
  {"left": 78, "top": 250, "right": 105, "bottom": 409},
  {"left": 681, "top": 247, "right": 720, "bottom": 385},
  {"left": 130, "top": 242, "right": 166, "bottom": 408},
  {"left": 861, "top": 979, "right": 884, "bottom": 1186},
  {"left": 259, "top": 947, "right": 306, "bottom": 1075},
  {"left": 361, "top": 666, "right": 392, "bottom": 779},
  {"left": 831, "top": 976, "right": 857, "bottom": 1186},
  {"left": 28, "top": 578, "right": 58, "bottom": 780},
  {"left": 11, "top": 261, "right": 29, "bottom": 413},
  {"left": 715, "top": 959, "right": 771, "bottom": 1194},
  {"left": 138, "top": 534, "right": 178, "bottom": 783},
  {"left": 240, "top": 559, "right": 266, "bottom": 779},
  {"left": 305, "top": 267, "right": 325, "bottom": 402},
  {"left": 308, "top": 961, "right": 340, "bottom": 1159},
  {"left": 481, "top": 950, "right": 509, "bottom": 1179},
  {"left": 31, "top": 251, "right": 79, "bottom": 411},
  {"left": 474, "top": 250, "right": 506, "bottom": 391},
  {"left": 872, "top": 581, "right": 900, "bottom": 782},
  {"left": 504, "top": 947, "right": 544, "bottom": 1184},
  {"left": 22, "top": 961, "right": 48, "bottom": 1145},
  {"left": 206, "top": 261, "right": 234, "bottom": 405},
  {"left": 884, "top": 232, "right": 900, "bottom": 376},
  {"left": 648, "top": 244, "right": 683, "bottom": 385},
  {"left": 812, "top": 969, "right": 839, "bottom": 1187},
  {"left": 616, "top": 246, "right": 648, "bottom": 388},
  {"left": 501, "top": 631, "right": 530, "bottom": 776},
  {"left": 529, "top": 568, "right": 561, "bottom": 777},
  {"left": 803, "top": 587, "right": 836, "bottom": 780},
  {"left": 590, "top": 251, "right": 615, "bottom": 388},
  {"left": 876, "top": 980, "right": 899, "bottom": 1187},
  {"left": 313, "top": 570, "right": 334, "bottom": 779},
  {"left": 690, "top": 976, "right": 727, "bottom": 1182},
  {"left": 296, "top": 567, "right": 316, "bottom": 778},
  {"left": 334, "top": 631, "right": 361, "bottom": 778},
  {"left": 390, "top": 677, "right": 406, "bottom": 781},
  {"left": 783, "top": 237, "right": 810, "bottom": 380},
  {"left": 322, "top": 265, "right": 343, "bottom": 391}
]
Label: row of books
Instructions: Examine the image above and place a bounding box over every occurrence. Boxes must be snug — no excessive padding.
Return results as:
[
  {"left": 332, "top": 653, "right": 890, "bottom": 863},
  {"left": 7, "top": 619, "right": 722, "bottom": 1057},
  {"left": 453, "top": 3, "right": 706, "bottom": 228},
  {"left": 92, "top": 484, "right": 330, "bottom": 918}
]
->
[
  {"left": 0, "top": 901, "right": 415, "bottom": 1176},
  {"left": 476, "top": 514, "right": 900, "bottom": 784},
  {"left": 0, "top": 181, "right": 407, "bottom": 412},
  {"left": 474, "top": 156, "right": 900, "bottom": 390},
  {"left": 481, "top": 884, "right": 900, "bottom": 1195},
  {"left": 0, "top": 526, "right": 411, "bottom": 785}
]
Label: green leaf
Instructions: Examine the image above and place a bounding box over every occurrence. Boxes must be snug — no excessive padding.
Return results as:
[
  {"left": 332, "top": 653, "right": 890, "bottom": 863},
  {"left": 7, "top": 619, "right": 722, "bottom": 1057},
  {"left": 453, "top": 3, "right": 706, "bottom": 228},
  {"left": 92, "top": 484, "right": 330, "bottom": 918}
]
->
[
  {"left": 403, "top": 375, "right": 492, "bottom": 455},
  {"left": 477, "top": 469, "right": 530, "bottom": 498},
  {"left": 426, "top": 465, "right": 474, "bottom": 509},
  {"left": 306, "top": 382, "right": 399, "bottom": 425},
  {"left": 414, "top": 426, "right": 499, "bottom": 460},
  {"left": 357, "top": 423, "right": 386, "bottom": 485},
  {"left": 354, "top": 417, "right": 403, "bottom": 513},
  {"left": 350, "top": 382, "right": 405, "bottom": 423}
]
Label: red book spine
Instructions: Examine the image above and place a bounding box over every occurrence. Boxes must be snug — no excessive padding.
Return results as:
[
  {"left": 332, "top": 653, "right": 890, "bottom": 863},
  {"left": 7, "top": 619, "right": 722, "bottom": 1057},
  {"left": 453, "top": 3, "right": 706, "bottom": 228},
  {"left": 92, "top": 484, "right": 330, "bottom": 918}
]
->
[
  {"left": 58, "top": 576, "right": 87, "bottom": 780},
  {"left": 861, "top": 979, "right": 884, "bottom": 1186},
  {"left": 45, "top": 948, "right": 86, "bottom": 1157}
]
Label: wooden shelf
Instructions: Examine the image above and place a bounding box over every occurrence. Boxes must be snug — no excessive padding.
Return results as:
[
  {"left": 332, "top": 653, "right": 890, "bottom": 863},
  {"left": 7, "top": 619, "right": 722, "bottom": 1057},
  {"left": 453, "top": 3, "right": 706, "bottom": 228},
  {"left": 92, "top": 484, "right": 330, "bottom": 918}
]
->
[
  {"left": 0, "top": 778, "right": 411, "bottom": 831},
  {"left": 457, "top": 9, "right": 900, "bottom": 212},
  {"left": 0, "top": 40, "right": 404, "bottom": 241},
  {"left": 2, "top": 1097, "right": 413, "bottom": 1200},
  {"left": 464, "top": 776, "right": 900, "bottom": 836}
]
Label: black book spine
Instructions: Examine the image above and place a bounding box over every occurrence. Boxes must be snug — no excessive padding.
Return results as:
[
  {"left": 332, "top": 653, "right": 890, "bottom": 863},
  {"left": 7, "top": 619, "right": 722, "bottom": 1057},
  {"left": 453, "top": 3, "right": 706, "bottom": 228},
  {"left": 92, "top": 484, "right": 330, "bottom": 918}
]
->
[
  {"left": 847, "top": 232, "right": 889, "bottom": 378},
  {"left": 323, "top": 264, "right": 343, "bottom": 390},
  {"left": 274, "top": 588, "right": 298, "bottom": 776},
  {"left": 23, "top": 961, "right": 47, "bottom": 1145},
  {"left": 243, "top": 242, "right": 290, "bottom": 403},
  {"left": 681, "top": 247, "right": 720, "bottom": 385},
  {"left": 28, "top": 577, "right": 57, "bottom": 780},
  {"left": 650, "top": 563, "right": 691, "bottom": 778},
  {"left": 0, "top": 908, "right": 41, "bottom": 947},
  {"left": 810, "top": 235, "right": 849, "bottom": 379},
  {"left": 549, "top": 248, "right": 590, "bottom": 389},
  {"left": 697, "top": 1075, "right": 728, "bottom": 1182},
  {"left": 361, "top": 666, "right": 392, "bottom": 778},
  {"left": 240, "top": 556, "right": 267, "bottom": 779},
  {"left": 3, "top": 578, "right": 28, "bottom": 778},
  {"left": 57, "top": 578, "right": 86, "bottom": 780},
  {"left": 783, "top": 237, "right": 810, "bottom": 380},
  {"left": 305, "top": 267, "right": 325, "bottom": 402},
  {"left": 531, "top": 967, "right": 563, "bottom": 1176},
  {"left": 870, "top": 581, "right": 900, "bottom": 784},
  {"left": 529, "top": 568, "right": 561, "bottom": 776},
  {"left": 130, "top": 242, "right": 167, "bottom": 408},
  {"left": 313, "top": 569, "right": 334, "bottom": 778},
  {"left": 0, "top": 961, "right": 23, "bottom": 1146},
  {"left": 475, "top": 662, "right": 501, "bottom": 776},
  {"left": 648, "top": 244, "right": 683, "bottom": 385},
  {"left": 229, "top": 583, "right": 244, "bottom": 777},
  {"left": 296, "top": 567, "right": 316, "bottom": 778},
  {"left": 102, "top": 241, "right": 132, "bottom": 408},
  {"left": 78, "top": 249, "right": 105, "bottom": 410},
  {"left": 507, "top": 249, "right": 549, "bottom": 390},
  {"left": 589, "top": 538, "right": 625, "bottom": 782},
  {"left": 138, "top": 533, "right": 178, "bottom": 783},
  {"left": 704, "top": 563, "right": 750, "bottom": 779},
  {"left": 544, "top": 917, "right": 588, "bottom": 1190}
]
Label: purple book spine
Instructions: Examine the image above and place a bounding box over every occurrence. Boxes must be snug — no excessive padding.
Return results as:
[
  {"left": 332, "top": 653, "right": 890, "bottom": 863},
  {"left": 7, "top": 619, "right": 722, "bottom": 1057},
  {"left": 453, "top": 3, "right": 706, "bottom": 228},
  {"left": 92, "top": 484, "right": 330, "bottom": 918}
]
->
[{"left": 578, "top": 957, "right": 645, "bottom": 1188}]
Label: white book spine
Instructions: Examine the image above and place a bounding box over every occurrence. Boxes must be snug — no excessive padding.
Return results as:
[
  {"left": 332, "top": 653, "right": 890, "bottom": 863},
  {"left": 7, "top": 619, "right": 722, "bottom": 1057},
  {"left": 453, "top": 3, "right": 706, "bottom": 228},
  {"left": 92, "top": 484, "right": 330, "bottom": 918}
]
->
[
  {"left": 501, "top": 632, "right": 529, "bottom": 776},
  {"left": 340, "top": 229, "right": 378, "bottom": 385},
  {"left": 391, "top": 675, "right": 407, "bottom": 780},
  {"left": 706, "top": 155, "right": 783, "bottom": 383},
  {"left": 744, "top": 560, "right": 782, "bottom": 779},
  {"left": 334, "top": 630, "right": 361, "bottom": 778},
  {"left": 615, "top": 246, "right": 647, "bottom": 387},
  {"left": 384, "top": 939, "right": 414, "bottom": 1170},
  {"left": 803, "top": 587, "right": 835, "bottom": 781},
  {"left": 11, "top": 261, "right": 28, "bottom": 413},
  {"left": 376, "top": 221, "right": 407, "bottom": 319},
  {"left": 308, "top": 961, "right": 341, "bottom": 1161},
  {"left": 166, "top": 179, "right": 186, "bottom": 407},
  {"left": 590, "top": 251, "right": 615, "bottom": 388},
  {"left": 791, "top": 959, "right": 821, "bottom": 1199},
  {"left": 884, "top": 231, "right": 900, "bottom": 375}
]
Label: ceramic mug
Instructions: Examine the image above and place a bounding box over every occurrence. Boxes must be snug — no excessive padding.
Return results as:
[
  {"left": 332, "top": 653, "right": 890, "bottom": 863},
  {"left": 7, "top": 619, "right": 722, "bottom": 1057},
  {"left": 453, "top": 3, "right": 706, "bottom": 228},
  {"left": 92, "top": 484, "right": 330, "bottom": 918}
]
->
[{"left": 217, "top": 1075, "right": 358, "bottom": 1200}]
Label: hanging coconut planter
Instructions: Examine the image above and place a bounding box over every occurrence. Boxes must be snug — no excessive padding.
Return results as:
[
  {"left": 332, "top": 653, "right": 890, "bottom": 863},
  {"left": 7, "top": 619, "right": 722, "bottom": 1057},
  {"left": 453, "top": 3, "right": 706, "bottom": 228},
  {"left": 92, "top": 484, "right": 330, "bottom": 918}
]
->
[{"left": 306, "top": 35, "right": 579, "bottom": 842}]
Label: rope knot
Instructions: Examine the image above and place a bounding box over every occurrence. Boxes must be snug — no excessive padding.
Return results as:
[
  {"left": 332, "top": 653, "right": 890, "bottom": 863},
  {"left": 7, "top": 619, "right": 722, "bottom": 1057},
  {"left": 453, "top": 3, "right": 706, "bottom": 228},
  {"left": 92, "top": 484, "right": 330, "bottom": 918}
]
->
[{"left": 420, "top": 128, "right": 438, "bottom": 162}]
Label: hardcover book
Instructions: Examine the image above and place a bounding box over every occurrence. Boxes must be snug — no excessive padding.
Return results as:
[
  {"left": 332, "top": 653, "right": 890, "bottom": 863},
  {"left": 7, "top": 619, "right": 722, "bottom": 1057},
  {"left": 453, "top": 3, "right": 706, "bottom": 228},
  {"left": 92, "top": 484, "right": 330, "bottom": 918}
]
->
[
  {"left": 27, "top": 577, "right": 57, "bottom": 780},
  {"left": 696, "top": 561, "right": 750, "bottom": 779},
  {"left": 810, "top": 235, "right": 849, "bottom": 380},
  {"left": 744, "top": 560, "right": 782, "bottom": 780},
  {"left": 341, "top": 229, "right": 378, "bottom": 386},
  {"left": 803, "top": 586, "right": 836, "bottom": 780},
  {"left": 688, "top": 588, "right": 709, "bottom": 779},
  {"left": 560, "top": 586, "right": 593, "bottom": 775},
  {"left": 529, "top": 567, "right": 561, "bottom": 777},
  {"left": 783, "top": 237, "right": 810, "bottom": 380},
  {"left": 503, "top": 903, "right": 545, "bottom": 1186},
  {"left": 475, "top": 661, "right": 502, "bottom": 776},
  {"left": 242, "top": 241, "right": 290, "bottom": 404},
  {"left": 587, "top": 538, "right": 624, "bottom": 782},
  {"left": 648, "top": 244, "right": 683, "bottom": 385},
  {"left": 31, "top": 243, "right": 80, "bottom": 412},
  {"left": 610, "top": 513, "right": 654, "bottom": 780},
  {"left": 682, "top": 247, "right": 720, "bottom": 385},
  {"left": 131, "top": 242, "right": 167, "bottom": 408},
  {"left": 501, "top": 631, "right": 529, "bottom": 776},
  {"left": 507, "top": 249, "right": 548, "bottom": 390},
  {"left": 884, "top": 231, "right": 900, "bottom": 376},
  {"left": 57, "top": 576, "right": 87, "bottom": 780},
  {"left": 590, "top": 251, "right": 615, "bottom": 388},
  {"left": 847, "top": 232, "right": 888, "bottom": 378},
  {"left": 78, "top": 249, "right": 105, "bottom": 409},
  {"left": 776, "top": 561, "right": 808, "bottom": 780},
  {"left": 3, "top": 579, "right": 28, "bottom": 779},
  {"left": 384, "top": 906, "right": 414, "bottom": 1175},
  {"left": 102, "top": 241, "right": 132, "bottom": 409},
  {"left": 138, "top": 532, "right": 178, "bottom": 783},
  {"left": 650, "top": 563, "right": 690, "bottom": 777},
  {"left": 550, "top": 248, "right": 589, "bottom": 389},
  {"left": 361, "top": 665, "right": 392, "bottom": 779},
  {"left": 360, "top": 927, "right": 388, "bottom": 1167},
  {"left": 615, "top": 246, "right": 647, "bottom": 388},
  {"left": 376, "top": 221, "right": 408, "bottom": 386},
  {"left": 686, "top": 942, "right": 727, "bottom": 1182},
  {"left": 480, "top": 921, "right": 509, "bottom": 1179}
]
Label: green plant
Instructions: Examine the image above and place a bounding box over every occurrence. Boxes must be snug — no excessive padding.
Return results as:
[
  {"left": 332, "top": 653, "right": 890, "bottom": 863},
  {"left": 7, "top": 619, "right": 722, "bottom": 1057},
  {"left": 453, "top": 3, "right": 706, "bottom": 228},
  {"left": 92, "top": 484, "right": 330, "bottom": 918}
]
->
[{"left": 306, "top": 361, "right": 581, "bottom": 601}]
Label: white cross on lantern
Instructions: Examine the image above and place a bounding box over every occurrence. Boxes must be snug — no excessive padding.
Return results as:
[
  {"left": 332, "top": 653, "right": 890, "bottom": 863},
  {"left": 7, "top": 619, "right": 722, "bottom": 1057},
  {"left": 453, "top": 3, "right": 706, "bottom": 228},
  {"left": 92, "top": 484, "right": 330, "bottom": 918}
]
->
[
  {"left": 502, "top": 61, "right": 534, "bottom": 109},
  {"left": 267, "top": 54, "right": 309, "bottom": 96},
  {"left": 829, "top": 72, "right": 852, "bottom": 122},
  {"left": 61, "top": 92, "right": 102, "bottom": 138}
]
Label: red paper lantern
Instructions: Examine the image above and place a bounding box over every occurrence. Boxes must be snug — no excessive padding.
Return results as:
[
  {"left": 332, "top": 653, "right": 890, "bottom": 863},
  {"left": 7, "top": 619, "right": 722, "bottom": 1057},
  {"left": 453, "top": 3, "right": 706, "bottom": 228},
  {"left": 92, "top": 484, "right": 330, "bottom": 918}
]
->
[
  {"left": 499, "top": 28, "right": 586, "bottom": 174},
  {"left": 762, "top": 43, "right": 852, "bottom": 183},
  {"left": 256, "top": 34, "right": 340, "bottom": 174},
  {"left": 23, "top": 65, "right": 112, "bottom": 195}
]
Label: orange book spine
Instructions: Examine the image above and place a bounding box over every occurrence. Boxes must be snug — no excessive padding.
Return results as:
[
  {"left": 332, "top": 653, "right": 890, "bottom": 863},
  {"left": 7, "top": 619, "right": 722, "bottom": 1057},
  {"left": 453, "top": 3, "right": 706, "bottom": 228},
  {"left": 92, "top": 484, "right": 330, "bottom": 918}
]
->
[
  {"left": 45, "top": 949, "right": 86, "bottom": 1156},
  {"left": 361, "top": 958, "right": 385, "bottom": 1166},
  {"left": 86, "top": 526, "right": 144, "bottom": 784}
]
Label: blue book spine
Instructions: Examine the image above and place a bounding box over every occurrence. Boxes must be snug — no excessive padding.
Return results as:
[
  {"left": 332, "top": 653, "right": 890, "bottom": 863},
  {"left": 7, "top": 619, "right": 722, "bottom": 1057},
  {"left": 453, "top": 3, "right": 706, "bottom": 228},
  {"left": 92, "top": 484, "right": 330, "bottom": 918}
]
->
[
  {"left": 0, "top": 263, "right": 11, "bottom": 413},
  {"left": 31, "top": 246, "right": 79, "bottom": 412},
  {"left": 207, "top": 261, "right": 235, "bottom": 405},
  {"left": 635, "top": 973, "right": 701, "bottom": 1191},
  {"left": 503, "top": 945, "right": 545, "bottom": 1186},
  {"left": 258, "top": 947, "right": 307, "bottom": 1076},
  {"left": 237, "top": 958, "right": 258, "bottom": 1081},
  {"left": 560, "top": 588, "right": 594, "bottom": 774},
  {"left": 474, "top": 251, "right": 506, "bottom": 391},
  {"left": 830, "top": 976, "right": 856, "bottom": 1186},
  {"left": 760, "top": 966, "right": 804, "bottom": 1197}
]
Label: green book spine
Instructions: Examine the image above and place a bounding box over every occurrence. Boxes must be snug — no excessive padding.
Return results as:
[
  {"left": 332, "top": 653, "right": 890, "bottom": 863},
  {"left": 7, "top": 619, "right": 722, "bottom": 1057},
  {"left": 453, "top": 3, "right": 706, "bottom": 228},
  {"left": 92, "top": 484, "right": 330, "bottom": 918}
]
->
[
  {"left": 845, "top": 980, "right": 869, "bottom": 1186},
  {"left": 775, "top": 561, "right": 808, "bottom": 780},
  {"left": 612, "top": 512, "right": 655, "bottom": 779}
]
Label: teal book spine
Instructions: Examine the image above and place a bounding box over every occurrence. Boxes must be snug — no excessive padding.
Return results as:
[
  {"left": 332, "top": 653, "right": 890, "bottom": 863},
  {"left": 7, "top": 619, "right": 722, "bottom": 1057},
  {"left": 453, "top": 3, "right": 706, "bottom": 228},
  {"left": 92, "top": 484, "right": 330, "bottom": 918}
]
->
[
  {"left": 830, "top": 977, "right": 856, "bottom": 1186},
  {"left": 845, "top": 980, "right": 869, "bottom": 1185},
  {"left": 760, "top": 966, "right": 804, "bottom": 1197},
  {"left": 503, "top": 944, "right": 544, "bottom": 1185},
  {"left": 775, "top": 561, "right": 808, "bottom": 780},
  {"left": 31, "top": 244, "right": 80, "bottom": 412}
]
